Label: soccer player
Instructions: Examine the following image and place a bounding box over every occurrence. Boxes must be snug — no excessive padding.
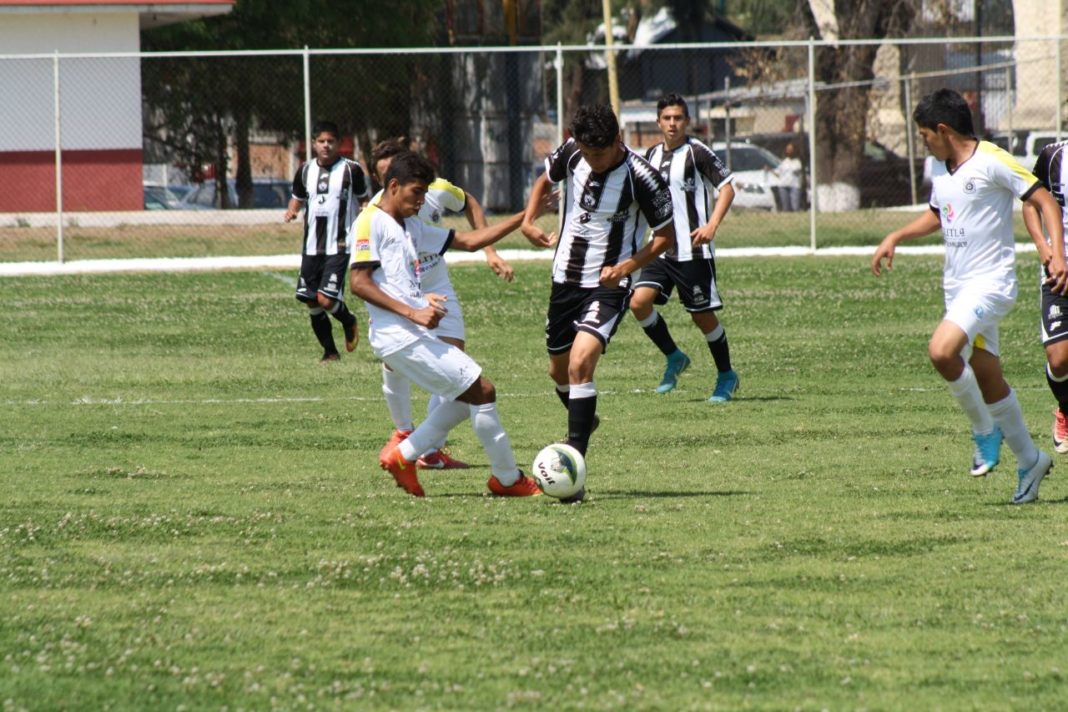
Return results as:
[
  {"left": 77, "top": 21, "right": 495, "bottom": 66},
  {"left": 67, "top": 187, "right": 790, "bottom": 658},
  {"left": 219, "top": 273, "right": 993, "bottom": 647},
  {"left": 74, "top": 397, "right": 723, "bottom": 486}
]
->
[
  {"left": 351, "top": 151, "right": 552, "bottom": 498},
  {"left": 369, "top": 138, "right": 516, "bottom": 470},
  {"left": 871, "top": 88, "right": 1066, "bottom": 504},
  {"left": 522, "top": 104, "right": 675, "bottom": 501},
  {"left": 631, "top": 93, "right": 740, "bottom": 401},
  {"left": 284, "top": 121, "right": 371, "bottom": 362},
  {"left": 1021, "top": 139, "right": 1068, "bottom": 453}
]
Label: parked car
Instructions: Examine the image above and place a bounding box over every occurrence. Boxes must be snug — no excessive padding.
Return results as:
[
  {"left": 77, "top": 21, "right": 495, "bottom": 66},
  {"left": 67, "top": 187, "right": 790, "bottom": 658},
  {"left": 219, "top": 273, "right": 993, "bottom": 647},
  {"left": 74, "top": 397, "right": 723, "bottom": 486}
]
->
[
  {"left": 143, "top": 184, "right": 181, "bottom": 210},
  {"left": 178, "top": 178, "right": 291, "bottom": 210},
  {"left": 710, "top": 141, "right": 781, "bottom": 210}
]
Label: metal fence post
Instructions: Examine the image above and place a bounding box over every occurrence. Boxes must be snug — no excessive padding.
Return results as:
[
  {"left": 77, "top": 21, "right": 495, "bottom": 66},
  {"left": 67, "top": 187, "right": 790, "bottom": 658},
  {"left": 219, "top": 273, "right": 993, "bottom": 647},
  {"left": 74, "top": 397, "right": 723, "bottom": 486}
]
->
[
  {"left": 53, "top": 50, "right": 64, "bottom": 264},
  {"left": 807, "top": 38, "right": 817, "bottom": 252},
  {"left": 1057, "top": 36, "right": 1063, "bottom": 141},
  {"left": 904, "top": 74, "right": 917, "bottom": 205},
  {"left": 555, "top": 43, "right": 564, "bottom": 146},
  {"left": 303, "top": 46, "right": 312, "bottom": 164}
]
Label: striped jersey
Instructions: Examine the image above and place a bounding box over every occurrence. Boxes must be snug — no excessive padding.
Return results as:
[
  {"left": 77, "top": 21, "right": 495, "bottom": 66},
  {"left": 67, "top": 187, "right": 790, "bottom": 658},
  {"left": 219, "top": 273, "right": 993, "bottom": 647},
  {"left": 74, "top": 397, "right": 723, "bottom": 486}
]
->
[
  {"left": 369, "top": 177, "right": 467, "bottom": 293},
  {"left": 545, "top": 138, "right": 673, "bottom": 288},
  {"left": 928, "top": 140, "right": 1040, "bottom": 292},
  {"left": 644, "top": 137, "right": 733, "bottom": 261},
  {"left": 291, "top": 157, "right": 370, "bottom": 256},
  {"left": 1032, "top": 140, "right": 1068, "bottom": 241}
]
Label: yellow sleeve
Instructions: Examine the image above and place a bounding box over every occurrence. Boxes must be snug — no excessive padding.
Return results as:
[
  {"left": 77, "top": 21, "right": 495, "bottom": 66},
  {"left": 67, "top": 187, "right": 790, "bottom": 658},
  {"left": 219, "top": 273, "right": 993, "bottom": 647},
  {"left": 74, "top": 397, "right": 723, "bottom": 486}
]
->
[
  {"left": 428, "top": 178, "right": 467, "bottom": 213},
  {"left": 353, "top": 206, "right": 377, "bottom": 263}
]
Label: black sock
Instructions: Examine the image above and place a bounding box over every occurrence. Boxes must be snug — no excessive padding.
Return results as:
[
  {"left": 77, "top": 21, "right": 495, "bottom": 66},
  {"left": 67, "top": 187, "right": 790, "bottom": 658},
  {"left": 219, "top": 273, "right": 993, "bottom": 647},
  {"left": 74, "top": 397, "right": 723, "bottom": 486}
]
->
[
  {"left": 1047, "top": 367, "right": 1068, "bottom": 414},
  {"left": 555, "top": 385, "right": 570, "bottom": 409},
  {"left": 706, "top": 330, "right": 732, "bottom": 372},
  {"left": 567, "top": 394, "right": 597, "bottom": 456},
  {"left": 309, "top": 309, "right": 337, "bottom": 355},
  {"left": 329, "top": 300, "right": 356, "bottom": 329},
  {"left": 641, "top": 312, "right": 678, "bottom": 356}
]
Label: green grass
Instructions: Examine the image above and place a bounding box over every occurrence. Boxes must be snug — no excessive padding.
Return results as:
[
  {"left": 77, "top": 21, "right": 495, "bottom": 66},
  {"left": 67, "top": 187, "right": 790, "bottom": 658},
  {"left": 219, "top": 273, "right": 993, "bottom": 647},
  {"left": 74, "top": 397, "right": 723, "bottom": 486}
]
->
[{"left": 2, "top": 257, "right": 1066, "bottom": 710}]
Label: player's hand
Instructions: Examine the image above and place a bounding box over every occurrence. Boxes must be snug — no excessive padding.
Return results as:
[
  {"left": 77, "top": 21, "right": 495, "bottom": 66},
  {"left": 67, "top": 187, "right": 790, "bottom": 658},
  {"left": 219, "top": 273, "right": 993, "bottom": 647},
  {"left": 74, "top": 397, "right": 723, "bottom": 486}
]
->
[
  {"left": 531, "top": 190, "right": 559, "bottom": 220},
  {"left": 283, "top": 209, "right": 297, "bottom": 223},
  {"left": 871, "top": 236, "right": 897, "bottom": 277},
  {"left": 1044, "top": 256, "right": 1068, "bottom": 295},
  {"left": 410, "top": 294, "right": 448, "bottom": 328},
  {"left": 690, "top": 224, "right": 717, "bottom": 247},
  {"left": 487, "top": 253, "right": 515, "bottom": 282},
  {"left": 522, "top": 223, "right": 557, "bottom": 249},
  {"left": 599, "top": 264, "right": 627, "bottom": 288}
]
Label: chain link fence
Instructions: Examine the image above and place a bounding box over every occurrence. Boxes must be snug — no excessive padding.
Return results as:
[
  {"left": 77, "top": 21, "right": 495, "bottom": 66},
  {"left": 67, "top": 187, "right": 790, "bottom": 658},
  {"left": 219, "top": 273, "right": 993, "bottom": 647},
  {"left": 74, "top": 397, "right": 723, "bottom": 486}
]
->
[{"left": 1, "top": 37, "right": 1064, "bottom": 265}]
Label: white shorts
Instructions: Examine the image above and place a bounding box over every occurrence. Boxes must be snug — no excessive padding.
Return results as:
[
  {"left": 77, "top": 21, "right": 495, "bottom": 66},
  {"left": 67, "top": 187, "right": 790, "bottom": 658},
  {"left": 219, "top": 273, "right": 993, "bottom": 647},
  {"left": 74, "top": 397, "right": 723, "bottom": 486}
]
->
[
  {"left": 382, "top": 336, "right": 481, "bottom": 401},
  {"left": 424, "top": 283, "right": 465, "bottom": 342},
  {"left": 943, "top": 282, "right": 1016, "bottom": 358}
]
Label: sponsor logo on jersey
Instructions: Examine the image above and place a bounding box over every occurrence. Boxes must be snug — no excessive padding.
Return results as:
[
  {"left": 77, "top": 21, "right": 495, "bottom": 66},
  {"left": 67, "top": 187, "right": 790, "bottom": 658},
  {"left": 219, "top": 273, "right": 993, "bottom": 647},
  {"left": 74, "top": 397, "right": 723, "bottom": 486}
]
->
[
  {"left": 1050, "top": 305, "right": 1062, "bottom": 319},
  {"left": 356, "top": 239, "right": 370, "bottom": 252},
  {"left": 681, "top": 178, "right": 697, "bottom": 193},
  {"left": 942, "top": 203, "right": 955, "bottom": 223},
  {"left": 607, "top": 210, "right": 631, "bottom": 224}
]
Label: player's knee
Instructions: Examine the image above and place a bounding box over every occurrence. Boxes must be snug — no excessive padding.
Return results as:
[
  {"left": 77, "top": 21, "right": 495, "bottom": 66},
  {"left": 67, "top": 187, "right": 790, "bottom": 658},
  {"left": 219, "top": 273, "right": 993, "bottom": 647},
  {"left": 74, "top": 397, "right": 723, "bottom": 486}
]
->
[
  {"left": 927, "top": 341, "right": 959, "bottom": 375},
  {"left": 316, "top": 293, "right": 334, "bottom": 309},
  {"left": 1048, "top": 352, "right": 1068, "bottom": 378}
]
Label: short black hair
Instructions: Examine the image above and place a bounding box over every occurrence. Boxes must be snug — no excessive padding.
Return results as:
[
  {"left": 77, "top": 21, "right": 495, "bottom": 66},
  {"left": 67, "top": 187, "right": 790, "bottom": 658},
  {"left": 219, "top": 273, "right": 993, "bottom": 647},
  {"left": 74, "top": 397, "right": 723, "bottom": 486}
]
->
[
  {"left": 370, "top": 137, "right": 409, "bottom": 166},
  {"left": 570, "top": 104, "right": 619, "bottom": 148},
  {"left": 657, "top": 93, "right": 689, "bottom": 119},
  {"left": 312, "top": 121, "right": 340, "bottom": 139},
  {"left": 383, "top": 151, "right": 435, "bottom": 187},
  {"left": 913, "top": 89, "right": 975, "bottom": 137}
]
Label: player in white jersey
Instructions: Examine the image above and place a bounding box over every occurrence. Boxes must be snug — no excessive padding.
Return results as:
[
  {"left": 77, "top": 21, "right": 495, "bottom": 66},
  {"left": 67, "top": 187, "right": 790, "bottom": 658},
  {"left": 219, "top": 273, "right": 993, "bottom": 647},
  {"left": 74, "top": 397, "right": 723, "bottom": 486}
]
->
[
  {"left": 1021, "top": 140, "right": 1068, "bottom": 453},
  {"left": 368, "top": 138, "right": 518, "bottom": 471},
  {"left": 522, "top": 104, "right": 675, "bottom": 501},
  {"left": 631, "top": 93, "right": 740, "bottom": 402},
  {"left": 872, "top": 89, "right": 1066, "bottom": 504},
  {"left": 351, "top": 152, "right": 551, "bottom": 498},
  {"left": 284, "top": 121, "right": 371, "bottom": 362}
]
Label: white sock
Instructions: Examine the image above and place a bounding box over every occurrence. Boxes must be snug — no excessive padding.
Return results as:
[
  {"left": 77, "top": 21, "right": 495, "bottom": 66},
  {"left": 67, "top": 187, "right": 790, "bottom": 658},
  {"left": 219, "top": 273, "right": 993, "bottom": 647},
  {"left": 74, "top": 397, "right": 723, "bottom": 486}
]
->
[
  {"left": 425, "top": 393, "right": 447, "bottom": 453},
  {"left": 987, "top": 389, "right": 1040, "bottom": 470},
  {"left": 470, "top": 403, "right": 519, "bottom": 485},
  {"left": 704, "top": 323, "right": 725, "bottom": 342},
  {"left": 946, "top": 365, "right": 995, "bottom": 434},
  {"left": 636, "top": 311, "right": 658, "bottom": 328},
  {"left": 382, "top": 365, "right": 413, "bottom": 432},
  {"left": 399, "top": 399, "right": 468, "bottom": 462}
]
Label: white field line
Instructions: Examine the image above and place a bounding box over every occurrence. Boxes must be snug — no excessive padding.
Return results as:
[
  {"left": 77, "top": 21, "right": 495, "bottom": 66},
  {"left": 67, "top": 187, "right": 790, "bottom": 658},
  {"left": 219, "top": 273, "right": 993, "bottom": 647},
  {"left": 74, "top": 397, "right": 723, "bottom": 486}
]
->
[{"left": 0, "top": 243, "right": 1040, "bottom": 277}]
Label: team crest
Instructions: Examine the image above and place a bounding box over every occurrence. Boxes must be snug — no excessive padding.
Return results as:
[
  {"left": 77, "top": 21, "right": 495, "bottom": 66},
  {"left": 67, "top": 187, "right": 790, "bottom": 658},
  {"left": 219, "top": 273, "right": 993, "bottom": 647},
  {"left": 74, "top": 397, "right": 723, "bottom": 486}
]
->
[{"left": 964, "top": 181, "right": 976, "bottom": 194}]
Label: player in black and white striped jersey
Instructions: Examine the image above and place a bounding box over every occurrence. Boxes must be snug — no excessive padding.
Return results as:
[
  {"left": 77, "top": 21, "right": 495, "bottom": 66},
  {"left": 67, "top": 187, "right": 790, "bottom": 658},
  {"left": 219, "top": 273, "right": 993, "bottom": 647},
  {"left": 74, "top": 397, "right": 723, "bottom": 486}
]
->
[
  {"left": 284, "top": 121, "right": 371, "bottom": 362},
  {"left": 523, "top": 104, "right": 675, "bottom": 498},
  {"left": 631, "top": 94, "right": 740, "bottom": 402},
  {"left": 1023, "top": 139, "right": 1068, "bottom": 452}
]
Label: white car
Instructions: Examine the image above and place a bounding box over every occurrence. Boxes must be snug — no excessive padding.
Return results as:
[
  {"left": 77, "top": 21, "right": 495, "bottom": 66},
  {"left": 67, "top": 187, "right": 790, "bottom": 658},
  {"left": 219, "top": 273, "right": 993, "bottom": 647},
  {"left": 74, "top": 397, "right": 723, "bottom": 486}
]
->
[{"left": 711, "top": 141, "right": 782, "bottom": 210}]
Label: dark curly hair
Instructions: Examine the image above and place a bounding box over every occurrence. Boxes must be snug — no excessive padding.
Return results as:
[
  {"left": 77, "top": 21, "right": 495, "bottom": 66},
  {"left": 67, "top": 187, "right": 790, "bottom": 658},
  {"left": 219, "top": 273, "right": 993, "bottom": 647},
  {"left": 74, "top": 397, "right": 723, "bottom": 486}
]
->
[
  {"left": 383, "top": 151, "right": 435, "bottom": 187},
  {"left": 913, "top": 89, "right": 975, "bottom": 137},
  {"left": 570, "top": 104, "right": 619, "bottom": 148}
]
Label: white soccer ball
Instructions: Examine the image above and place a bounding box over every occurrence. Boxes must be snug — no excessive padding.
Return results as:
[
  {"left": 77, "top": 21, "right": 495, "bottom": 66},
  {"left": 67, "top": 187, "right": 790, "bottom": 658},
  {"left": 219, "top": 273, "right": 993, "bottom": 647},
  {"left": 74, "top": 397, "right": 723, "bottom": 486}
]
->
[{"left": 531, "top": 443, "right": 587, "bottom": 499}]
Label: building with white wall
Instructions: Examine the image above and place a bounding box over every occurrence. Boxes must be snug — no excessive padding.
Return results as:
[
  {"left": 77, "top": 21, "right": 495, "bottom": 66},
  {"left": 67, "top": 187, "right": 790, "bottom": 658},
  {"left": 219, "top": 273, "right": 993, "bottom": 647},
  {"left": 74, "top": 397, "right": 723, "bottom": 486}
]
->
[{"left": 0, "top": 0, "right": 231, "bottom": 212}]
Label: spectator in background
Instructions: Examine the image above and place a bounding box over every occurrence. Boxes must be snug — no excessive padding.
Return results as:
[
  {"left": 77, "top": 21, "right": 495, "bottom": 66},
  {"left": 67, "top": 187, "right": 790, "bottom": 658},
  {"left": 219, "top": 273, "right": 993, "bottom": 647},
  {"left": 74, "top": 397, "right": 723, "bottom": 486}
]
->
[{"left": 773, "top": 142, "right": 804, "bottom": 212}]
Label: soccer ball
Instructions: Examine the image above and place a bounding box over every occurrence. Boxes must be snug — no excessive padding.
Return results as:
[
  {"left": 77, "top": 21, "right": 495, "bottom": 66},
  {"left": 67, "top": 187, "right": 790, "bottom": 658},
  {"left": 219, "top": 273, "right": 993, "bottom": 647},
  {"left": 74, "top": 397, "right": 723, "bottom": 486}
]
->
[{"left": 531, "top": 443, "right": 587, "bottom": 499}]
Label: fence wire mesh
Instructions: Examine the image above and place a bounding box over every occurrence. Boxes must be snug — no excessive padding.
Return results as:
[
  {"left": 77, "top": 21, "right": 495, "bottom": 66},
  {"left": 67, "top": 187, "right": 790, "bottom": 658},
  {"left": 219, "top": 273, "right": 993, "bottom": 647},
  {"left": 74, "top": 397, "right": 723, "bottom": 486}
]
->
[{"left": 0, "top": 38, "right": 1064, "bottom": 264}]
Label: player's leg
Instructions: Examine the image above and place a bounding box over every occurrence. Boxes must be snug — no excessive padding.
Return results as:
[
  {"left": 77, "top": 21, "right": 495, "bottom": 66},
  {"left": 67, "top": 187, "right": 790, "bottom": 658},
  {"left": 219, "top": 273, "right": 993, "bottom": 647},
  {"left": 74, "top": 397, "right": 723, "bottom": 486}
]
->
[
  {"left": 678, "top": 257, "right": 737, "bottom": 402},
  {"left": 1039, "top": 279, "right": 1068, "bottom": 453},
  {"left": 632, "top": 264, "right": 689, "bottom": 394},
  {"left": 316, "top": 254, "right": 358, "bottom": 353},
  {"left": 455, "top": 375, "right": 539, "bottom": 496},
  {"left": 378, "top": 363, "right": 414, "bottom": 462},
  {"left": 296, "top": 256, "right": 339, "bottom": 362},
  {"left": 416, "top": 315, "right": 471, "bottom": 469},
  {"left": 928, "top": 318, "right": 1001, "bottom": 476}
]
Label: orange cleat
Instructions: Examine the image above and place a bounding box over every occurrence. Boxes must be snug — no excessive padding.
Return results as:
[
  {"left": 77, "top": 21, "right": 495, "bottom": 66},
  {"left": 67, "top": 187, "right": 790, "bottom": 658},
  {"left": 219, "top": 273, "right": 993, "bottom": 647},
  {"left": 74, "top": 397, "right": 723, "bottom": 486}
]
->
[
  {"left": 417, "top": 448, "right": 470, "bottom": 470},
  {"left": 378, "top": 429, "right": 412, "bottom": 464},
  {"left": 487, "top": 471, "right": 542, "bottom": 497},
  {"left": 379, "top": 447, "right": 425, "bottom": 497}
]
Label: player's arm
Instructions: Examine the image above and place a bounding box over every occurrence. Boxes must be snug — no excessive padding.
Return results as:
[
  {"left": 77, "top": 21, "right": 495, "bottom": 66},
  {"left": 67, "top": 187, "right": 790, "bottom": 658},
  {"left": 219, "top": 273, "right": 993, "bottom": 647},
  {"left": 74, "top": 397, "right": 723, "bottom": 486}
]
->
[
  {"left": 450, "top": 211, "right": 529, "bottom": 252},
  {"left": 284, "top": 169, "right": 307, "bottom": 222},
  {"left": 464, "top": 191, "right": 514, "bottom": 282},
  {"left": 871, "top": 208, "right": 942, "bottom": 276},
  {"left": 599, "top": 222, "right": 676, "bottom": 287},
  {"left": 283, "top": 196, "right": 304, "bottom": 222},
  {"left": 691, "top": 181, "right": 735, "bottom": 246},
  {"left": 1024, "top": 186, "right": 1068, "bottom": 294},
  {"left": 1022, "top": 201, "right": 1053, "bottom": 264},
  {"left": 520, "top": 174, "right": 558, "bottom": 248},
  {"left": 350, "top": 267, "right": 446, "bottom": 329}
]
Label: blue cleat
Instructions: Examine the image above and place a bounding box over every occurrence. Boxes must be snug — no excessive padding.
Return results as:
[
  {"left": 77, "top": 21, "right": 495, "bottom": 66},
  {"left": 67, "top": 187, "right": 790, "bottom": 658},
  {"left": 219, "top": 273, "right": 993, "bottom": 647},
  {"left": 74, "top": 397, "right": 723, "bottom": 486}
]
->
[
  {"left": 656, "top": 351, "right": 691, "bottom": 394},
  {"left": 708, "top": 369, "right": 739, "bottom": 403},
  {"left": 1012, "top": 451, "right": 1052, "bottom": 504},
  {"left": 969, "top": 426, "right": 1003, "bottom": 477}
]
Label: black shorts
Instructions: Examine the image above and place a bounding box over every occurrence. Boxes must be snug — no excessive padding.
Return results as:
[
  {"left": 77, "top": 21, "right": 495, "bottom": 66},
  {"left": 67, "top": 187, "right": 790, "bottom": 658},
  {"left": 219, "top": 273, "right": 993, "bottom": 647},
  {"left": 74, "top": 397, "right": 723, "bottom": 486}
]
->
[
  {"left": 634, "top": 256, "right": 722, "bottom": 312},
  {"left": 546, "top": 281, "right": 631, "bottom": 354},
  {"left": 296, "top": 252, "right": 350, "bottom": 303},
  {"left": 1041, "top": 266, "right": 1068, "bottom": 346}
]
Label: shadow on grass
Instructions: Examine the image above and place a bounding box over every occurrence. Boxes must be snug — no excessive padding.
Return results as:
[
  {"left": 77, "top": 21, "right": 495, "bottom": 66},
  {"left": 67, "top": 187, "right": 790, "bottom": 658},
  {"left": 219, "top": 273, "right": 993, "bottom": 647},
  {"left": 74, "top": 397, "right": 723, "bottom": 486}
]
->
[{"left": 595, "top": 489, "right": 747, "bottom": 499}]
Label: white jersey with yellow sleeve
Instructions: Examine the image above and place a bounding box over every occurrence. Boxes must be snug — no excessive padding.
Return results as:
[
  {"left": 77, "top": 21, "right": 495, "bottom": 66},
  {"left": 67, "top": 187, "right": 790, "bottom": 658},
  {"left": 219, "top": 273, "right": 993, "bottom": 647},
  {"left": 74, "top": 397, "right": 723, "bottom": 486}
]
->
[
  {"left": 351, "top": 203, "right": 455, "bottom": 358},
  {"left": 929, "top": 140, "right": 1041, "bottom": 294},
  {"left": 368, "top": 178, "right": 469, "bottom": 339}
]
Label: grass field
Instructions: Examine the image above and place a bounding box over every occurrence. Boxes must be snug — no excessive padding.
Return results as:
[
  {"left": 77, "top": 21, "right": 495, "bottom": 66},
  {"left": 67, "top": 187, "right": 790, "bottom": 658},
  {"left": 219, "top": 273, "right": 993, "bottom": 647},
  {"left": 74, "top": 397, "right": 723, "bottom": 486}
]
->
[{"left": 2, "top": 256, "right": 1067, "bottom": 710}]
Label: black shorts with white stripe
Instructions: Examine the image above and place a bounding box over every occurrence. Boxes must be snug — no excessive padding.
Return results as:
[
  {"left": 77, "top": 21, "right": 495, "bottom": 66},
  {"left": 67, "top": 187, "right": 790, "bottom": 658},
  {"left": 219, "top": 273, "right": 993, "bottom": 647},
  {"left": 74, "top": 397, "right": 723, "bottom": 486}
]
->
[
  {"left": 296, "top": 252, "right": 350, "bottom": 303},
  {"left": 546, "top": 280, "right": 631, "bottom": 354}
]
